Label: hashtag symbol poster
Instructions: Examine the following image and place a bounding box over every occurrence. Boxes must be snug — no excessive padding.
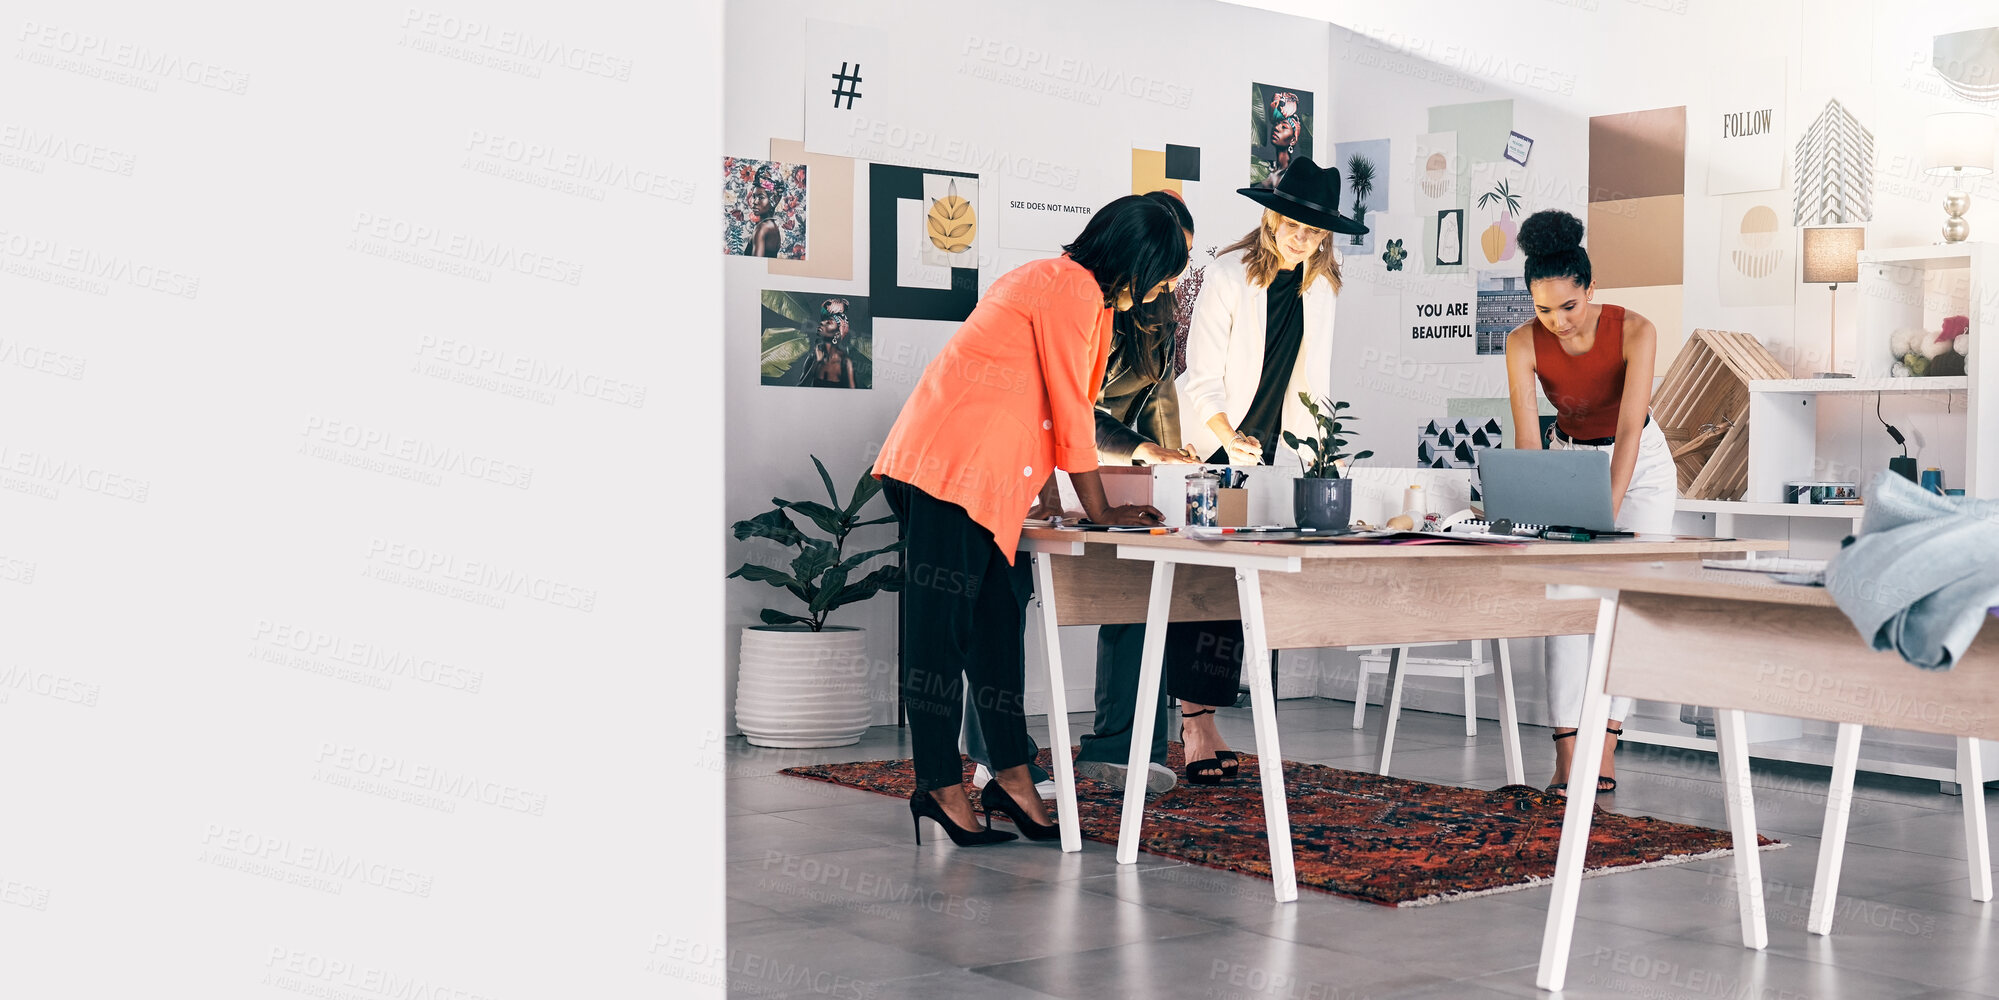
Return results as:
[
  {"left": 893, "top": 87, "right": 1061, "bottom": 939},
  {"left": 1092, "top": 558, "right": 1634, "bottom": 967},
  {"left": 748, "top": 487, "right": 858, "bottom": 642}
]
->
[{"left": 803, "top": 19, "right": 897, "bottom": 161}]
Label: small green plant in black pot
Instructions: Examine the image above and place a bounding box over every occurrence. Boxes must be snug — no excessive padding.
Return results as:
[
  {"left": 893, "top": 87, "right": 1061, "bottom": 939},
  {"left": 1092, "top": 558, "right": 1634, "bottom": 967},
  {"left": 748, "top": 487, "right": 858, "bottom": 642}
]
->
[{"left": 1282, "top": 393, "right": 1374, "bottom": 531}]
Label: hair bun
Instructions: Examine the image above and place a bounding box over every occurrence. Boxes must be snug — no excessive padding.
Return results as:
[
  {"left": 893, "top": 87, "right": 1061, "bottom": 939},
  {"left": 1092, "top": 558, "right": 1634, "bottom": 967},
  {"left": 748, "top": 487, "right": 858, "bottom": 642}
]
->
[{"left": 1516, "top": 210, "right": 1584, "bottom": 258}]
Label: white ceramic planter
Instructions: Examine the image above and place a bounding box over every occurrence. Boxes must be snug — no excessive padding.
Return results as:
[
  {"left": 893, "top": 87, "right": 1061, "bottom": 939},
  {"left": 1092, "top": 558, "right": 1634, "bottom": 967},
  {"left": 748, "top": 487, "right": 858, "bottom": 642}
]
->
[{"left": 735, "top": 625, "right": 872, "bottom": 748}]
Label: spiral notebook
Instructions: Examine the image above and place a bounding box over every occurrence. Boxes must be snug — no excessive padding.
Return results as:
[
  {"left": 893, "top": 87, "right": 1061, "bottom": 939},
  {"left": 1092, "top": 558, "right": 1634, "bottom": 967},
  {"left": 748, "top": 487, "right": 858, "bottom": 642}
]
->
[{"left": 1453, "top": 519, "right": 1550, "bottom": 537}]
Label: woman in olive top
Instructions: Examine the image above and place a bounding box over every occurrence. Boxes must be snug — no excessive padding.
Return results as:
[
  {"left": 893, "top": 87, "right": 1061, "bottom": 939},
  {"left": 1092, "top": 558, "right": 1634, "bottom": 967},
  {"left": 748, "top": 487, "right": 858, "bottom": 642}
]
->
[
  {"left": 1503, "top": 209, "right": 1677, "bottom": 795},
  {"left": 874, "top": 195, "right": 1187, "bottom": 845}
]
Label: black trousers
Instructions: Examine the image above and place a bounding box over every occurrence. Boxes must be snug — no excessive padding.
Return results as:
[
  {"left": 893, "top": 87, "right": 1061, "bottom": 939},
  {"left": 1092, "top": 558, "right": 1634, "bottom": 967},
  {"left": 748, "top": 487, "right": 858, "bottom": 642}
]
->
[
  {"left": 884, "top": 478, "right": 1037, "bottom": 793},
  {"left": 1166, "top": 620, "right": 1246, "bottom": 708},
  {"left": 1077, "top": 620, "right": 1246, "bottom": 763}
]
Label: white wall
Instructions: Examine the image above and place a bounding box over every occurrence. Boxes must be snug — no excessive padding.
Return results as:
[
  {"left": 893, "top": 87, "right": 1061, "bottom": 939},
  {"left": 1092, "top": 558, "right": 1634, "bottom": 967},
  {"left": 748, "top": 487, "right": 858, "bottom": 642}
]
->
[{"left": 723, "top": 0, "right": 1334, "bottom": 727}]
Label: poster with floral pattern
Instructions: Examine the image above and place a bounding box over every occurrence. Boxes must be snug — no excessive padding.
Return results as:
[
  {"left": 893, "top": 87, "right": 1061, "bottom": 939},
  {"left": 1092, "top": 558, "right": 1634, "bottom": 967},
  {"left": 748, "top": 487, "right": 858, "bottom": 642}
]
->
[{"left": 722, "top": 157, "right": 808, "bottom": 260}]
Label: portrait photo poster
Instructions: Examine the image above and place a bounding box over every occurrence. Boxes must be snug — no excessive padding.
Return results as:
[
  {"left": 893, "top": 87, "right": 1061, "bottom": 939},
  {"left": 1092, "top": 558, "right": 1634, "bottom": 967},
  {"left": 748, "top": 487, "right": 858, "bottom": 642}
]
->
[
  {"left": 723, "top": 156, "right": 807, "bottom": 260},
  {"left": 1250, "top": 83, "right": 1313, "bottom": 188},
  {"left": 761, "top": 290, "right": 871, "bottom": 390}
]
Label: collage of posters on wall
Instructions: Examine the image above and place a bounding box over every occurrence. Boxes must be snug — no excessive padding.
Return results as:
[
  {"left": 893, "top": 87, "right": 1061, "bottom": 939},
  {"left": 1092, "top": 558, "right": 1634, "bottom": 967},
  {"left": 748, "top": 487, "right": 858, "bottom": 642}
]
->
[
  {"left": 760, "top": 290, "right": 871, "bottom": 390},
  {"left": 723, "top": 157, "right": 808, "bottom": 260},
  {"left": 1251, "top": 84, "right": 1313, "bottom": 187}
]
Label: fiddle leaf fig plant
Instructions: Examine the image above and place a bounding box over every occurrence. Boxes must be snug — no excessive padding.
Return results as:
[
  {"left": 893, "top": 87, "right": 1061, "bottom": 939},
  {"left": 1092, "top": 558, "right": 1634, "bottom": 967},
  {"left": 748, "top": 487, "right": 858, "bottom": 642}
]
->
[
  {"left": 728, "top": 455, "right": 903, "bottom": 631},
  {"left": 1281, "top": 392, "right": 1374, "bottom": 479}
]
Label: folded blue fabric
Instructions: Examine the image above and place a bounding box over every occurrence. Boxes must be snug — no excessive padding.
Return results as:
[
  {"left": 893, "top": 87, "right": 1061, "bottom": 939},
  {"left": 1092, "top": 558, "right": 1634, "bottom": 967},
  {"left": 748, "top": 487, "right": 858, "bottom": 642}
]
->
[{"left": 1824, "top": 472, "right": 1999, "bottom": 670}]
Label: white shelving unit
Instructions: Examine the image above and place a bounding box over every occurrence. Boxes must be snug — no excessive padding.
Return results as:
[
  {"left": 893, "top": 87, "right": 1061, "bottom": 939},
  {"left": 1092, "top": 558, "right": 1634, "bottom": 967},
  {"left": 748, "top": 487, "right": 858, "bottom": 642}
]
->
[
  {"left": 1637, "top": 243, "right": 1997, "bottom": 790},
  {"left": 1852, "top": 242, "right": 1994, "bottom": 497},
  {"left": 1746, "top": 376, "right": 1974, "bottom": 504}
]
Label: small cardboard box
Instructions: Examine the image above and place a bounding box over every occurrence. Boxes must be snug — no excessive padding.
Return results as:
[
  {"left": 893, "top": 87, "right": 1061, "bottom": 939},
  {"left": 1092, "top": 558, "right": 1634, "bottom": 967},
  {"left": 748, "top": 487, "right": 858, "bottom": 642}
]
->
[{"left": 1216, "top": 488, "right": 1249, "bottom": 527}]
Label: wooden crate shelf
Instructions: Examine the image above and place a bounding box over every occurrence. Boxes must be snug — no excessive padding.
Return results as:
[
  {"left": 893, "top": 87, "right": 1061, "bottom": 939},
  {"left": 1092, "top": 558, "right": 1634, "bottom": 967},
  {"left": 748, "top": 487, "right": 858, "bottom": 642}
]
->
[{"left": 1651, "top": 330, "right": 1790, "bottom": 501}]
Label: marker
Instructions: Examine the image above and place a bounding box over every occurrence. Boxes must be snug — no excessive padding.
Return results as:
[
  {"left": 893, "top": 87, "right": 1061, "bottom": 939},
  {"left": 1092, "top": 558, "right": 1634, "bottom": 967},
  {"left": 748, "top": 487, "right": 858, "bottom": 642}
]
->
[{"left": 1540, "top": 529, "right": 1595, "bottom": 541}]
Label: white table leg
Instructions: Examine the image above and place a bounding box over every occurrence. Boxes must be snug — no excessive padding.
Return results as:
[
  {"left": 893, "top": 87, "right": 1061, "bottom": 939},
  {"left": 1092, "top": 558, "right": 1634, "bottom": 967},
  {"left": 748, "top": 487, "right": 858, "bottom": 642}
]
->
[
  {"left": 1717, "top": 708, "right": 1768, "bottom": 950},
  {"left": 1237, "top": 567, "right": 1297, "bottom": 903},
  {"left": 1959, "top": 737, "right": 1992, "bottom": 902},
  {"left": 1031, "top": 552, "right": 1082, "bottom": 854},
  {"left": 1494, "top": 639, "right": 1524, "bottom": 787},
  {"left": 1536, "top": 596, "right": 1619, "bottom": 993},
  {"left": 1350, "top": 659, "right": 1368, "bottom": 730},
  {"left": 1373, "top": 647, "right": 1406, "bottom": 776},
  {"left": 1115, "top": 560, "right": 1175, "bottom": 866},
  {"left": 1807, "top": 722, "right": 1862, "bottom": 935},
  {"left": 1463, "top": 663, "right": 1479, "bottom": 737}
]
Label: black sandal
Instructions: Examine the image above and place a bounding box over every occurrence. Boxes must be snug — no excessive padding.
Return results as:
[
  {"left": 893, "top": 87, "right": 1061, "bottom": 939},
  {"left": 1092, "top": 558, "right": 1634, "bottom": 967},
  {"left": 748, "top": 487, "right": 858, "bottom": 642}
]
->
[
  {"left": 1181, "top": 708, "right": 1228, "bottom": 785},
  {"left": 1546, "top": 730, "right": 1575, "bottom": 794},
  {"left": 1599, "top": 725, "right": 1622, "bottom": 793},
  {"left": 1547, "top": 728, "right": 1621, "bottom": 795}
]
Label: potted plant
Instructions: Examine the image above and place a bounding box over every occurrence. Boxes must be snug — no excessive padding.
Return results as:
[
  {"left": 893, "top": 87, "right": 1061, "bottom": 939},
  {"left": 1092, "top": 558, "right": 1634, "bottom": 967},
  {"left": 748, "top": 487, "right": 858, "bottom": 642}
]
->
[
  {"left": 1282, "top": 393, "right": 1374, "bottom": 530},
  {"left": 728, "top": 456, "right": 903, "bottom": 747}
]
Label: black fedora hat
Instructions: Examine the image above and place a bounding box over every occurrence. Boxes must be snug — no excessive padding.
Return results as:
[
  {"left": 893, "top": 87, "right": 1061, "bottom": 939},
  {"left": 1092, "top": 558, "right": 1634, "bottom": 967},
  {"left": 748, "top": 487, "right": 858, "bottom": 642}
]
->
[{"left": 1237, "top": 156, "right": 1368, "bottom": 236}]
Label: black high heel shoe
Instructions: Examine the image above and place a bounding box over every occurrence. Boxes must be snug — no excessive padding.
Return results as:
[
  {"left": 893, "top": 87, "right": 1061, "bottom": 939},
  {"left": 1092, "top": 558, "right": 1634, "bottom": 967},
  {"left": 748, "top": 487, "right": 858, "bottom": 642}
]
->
[
  {"left": 979, "top": 780, "right": 1060, "bottom": 841},
  {"left": 910, "top": 790, "right": 1016, "bottom": 847},
  {"left": 1181, "top": 708, "right": 1230, "bottom": 786}
]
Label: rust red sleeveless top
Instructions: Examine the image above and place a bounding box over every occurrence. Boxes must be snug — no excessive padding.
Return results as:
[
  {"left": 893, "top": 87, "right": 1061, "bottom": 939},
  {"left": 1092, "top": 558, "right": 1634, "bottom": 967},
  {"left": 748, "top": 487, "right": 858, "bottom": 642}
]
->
[{"left": 1532, "top": 304, "right": 1626, "bottom": 442}]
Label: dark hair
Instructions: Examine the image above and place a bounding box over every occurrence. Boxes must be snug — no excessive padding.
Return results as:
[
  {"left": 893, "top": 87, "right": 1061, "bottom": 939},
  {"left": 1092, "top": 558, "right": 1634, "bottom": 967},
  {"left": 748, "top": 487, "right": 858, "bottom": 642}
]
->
[
  {"left": 1108, "top": 192, "right": 1197, "bottom": 383},
  {"left": 1517, "top": 210, "right": 1592, "bottom": 289},
  {"left": 1063, "top": 195, "right": 1190, "bottom": 308},
  {"left": 1144, "top": 190, "right": 1194, "bottom": 234}
]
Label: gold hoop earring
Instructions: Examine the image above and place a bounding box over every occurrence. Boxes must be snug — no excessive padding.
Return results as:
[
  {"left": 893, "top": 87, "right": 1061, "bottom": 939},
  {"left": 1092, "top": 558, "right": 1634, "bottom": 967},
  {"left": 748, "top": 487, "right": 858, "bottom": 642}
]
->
[{"left": 1114, "top": 288, "right": 1134, "bottom": 311}]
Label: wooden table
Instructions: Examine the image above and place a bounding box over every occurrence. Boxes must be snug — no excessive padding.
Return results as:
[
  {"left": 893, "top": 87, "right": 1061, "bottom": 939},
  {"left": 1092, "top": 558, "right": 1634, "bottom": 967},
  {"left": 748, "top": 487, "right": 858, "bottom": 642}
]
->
[
  {"left": 1505, "top": 560, "right": 1999, "bottom": 992},
  {"left": 1017, "top": 528, "right": 1782, "bottom": 898}
]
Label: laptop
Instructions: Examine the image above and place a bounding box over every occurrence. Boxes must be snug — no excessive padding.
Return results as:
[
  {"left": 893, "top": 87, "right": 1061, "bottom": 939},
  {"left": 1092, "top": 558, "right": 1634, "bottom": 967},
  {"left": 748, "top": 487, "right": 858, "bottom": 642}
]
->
[{"left": 1476, "top": 449, "right": 1620, "bottom": 534}]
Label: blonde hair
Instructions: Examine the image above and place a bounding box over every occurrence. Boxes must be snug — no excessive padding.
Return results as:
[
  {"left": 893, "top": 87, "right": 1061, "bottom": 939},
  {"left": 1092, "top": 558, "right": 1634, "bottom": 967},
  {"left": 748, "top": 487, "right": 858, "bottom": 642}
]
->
[{"left": 1219, "top": 209, "right": 1343, "bottom": 295}]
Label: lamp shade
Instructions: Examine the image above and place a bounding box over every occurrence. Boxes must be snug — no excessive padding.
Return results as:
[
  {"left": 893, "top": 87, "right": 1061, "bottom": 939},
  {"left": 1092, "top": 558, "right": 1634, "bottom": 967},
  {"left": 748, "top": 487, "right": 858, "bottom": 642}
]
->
[
  {"left": 1801, "top": 226, "right": 1863, "bottom": 284},
  {"left": 1925, "top": 112, "right": 1997, "bottom": 176}
]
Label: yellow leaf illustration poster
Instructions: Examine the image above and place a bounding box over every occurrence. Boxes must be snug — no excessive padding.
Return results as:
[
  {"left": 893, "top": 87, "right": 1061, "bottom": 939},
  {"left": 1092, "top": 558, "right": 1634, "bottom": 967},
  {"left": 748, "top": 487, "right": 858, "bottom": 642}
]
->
[{"left": 920, "top": 173, "right": 979, "bottom": 269}]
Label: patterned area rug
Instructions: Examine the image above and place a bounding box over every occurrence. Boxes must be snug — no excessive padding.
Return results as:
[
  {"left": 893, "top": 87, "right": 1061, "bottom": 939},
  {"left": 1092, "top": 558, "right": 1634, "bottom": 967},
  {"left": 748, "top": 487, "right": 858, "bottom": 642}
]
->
[{"left": 780, "top": 744, "right": 1781, "bottom": 907}]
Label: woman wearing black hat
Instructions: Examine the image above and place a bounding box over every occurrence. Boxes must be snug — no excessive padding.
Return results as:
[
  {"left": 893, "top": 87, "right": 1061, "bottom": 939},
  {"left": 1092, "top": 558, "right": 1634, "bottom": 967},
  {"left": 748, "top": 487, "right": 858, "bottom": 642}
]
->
[{"left": 1168, "top": 156, "right": 1368, "bottom": 784}]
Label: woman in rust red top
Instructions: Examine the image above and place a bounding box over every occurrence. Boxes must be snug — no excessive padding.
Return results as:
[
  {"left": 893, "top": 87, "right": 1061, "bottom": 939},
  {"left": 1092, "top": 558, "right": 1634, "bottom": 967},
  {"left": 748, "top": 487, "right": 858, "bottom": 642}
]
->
[
  {"left": 874, "top": 195, "right": 1186, "bottom": 846},
  {"left": 1503, "top": 209, "right": 1678, "bottom": 797}
]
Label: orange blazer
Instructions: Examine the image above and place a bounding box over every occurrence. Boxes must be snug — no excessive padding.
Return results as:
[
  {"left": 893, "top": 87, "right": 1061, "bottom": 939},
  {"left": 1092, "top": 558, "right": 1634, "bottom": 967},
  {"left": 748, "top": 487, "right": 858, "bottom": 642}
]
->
[{"left": 874, "top": 256, "right": 1112, "bottom": 562}]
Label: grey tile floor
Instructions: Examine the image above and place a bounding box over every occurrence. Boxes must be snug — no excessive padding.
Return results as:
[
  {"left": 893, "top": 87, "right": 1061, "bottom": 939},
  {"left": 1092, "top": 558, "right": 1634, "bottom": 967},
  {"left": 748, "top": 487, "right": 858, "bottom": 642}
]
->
[{"left": 724, "top": 701, "right": 1999, "bottom": 999}]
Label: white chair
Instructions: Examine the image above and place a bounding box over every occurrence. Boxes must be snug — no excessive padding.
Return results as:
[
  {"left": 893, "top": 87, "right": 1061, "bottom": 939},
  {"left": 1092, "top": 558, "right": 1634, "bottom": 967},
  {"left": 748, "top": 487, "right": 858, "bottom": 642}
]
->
[{"left": 1350, "top": 640, "right": 1524, "bottom": 786}]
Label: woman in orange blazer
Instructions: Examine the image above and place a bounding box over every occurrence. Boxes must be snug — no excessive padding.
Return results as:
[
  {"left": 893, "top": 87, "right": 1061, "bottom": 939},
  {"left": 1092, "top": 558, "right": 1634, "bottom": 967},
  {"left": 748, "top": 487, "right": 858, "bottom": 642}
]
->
[{"left": 875, "top": 195, "right": 1187, "bottom": 846}]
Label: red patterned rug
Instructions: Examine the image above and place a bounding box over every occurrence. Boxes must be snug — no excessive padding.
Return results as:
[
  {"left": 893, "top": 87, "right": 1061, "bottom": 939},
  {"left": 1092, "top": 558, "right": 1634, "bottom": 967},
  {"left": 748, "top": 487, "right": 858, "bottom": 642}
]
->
[{"left": 780, "top": 744, "right": 1781, "bottom": 907}]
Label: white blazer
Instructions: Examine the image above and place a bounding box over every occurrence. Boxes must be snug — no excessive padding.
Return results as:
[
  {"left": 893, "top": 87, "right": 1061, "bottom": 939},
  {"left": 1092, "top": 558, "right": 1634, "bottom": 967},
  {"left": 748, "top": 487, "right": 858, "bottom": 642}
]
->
[{"left": 1176, "top": 249, "right": 1338, "bottom": 466}]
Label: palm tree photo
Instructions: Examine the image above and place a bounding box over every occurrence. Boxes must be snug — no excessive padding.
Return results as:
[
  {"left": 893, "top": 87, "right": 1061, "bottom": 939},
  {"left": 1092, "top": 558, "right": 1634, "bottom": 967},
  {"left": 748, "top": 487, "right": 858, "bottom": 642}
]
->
[{"left": 1346, "top": 153, "right": 1375, "bottom": 245}]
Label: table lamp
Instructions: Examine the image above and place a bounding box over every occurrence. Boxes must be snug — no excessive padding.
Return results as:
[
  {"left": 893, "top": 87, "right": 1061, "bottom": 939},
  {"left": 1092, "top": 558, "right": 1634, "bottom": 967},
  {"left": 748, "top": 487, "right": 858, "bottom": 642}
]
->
[
  {"left": 1800, "top": 226, "right": 1863, "bottom": 378},
  {"left": 1924, "top": 112, "right": 1995, "bottom": 244}
]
